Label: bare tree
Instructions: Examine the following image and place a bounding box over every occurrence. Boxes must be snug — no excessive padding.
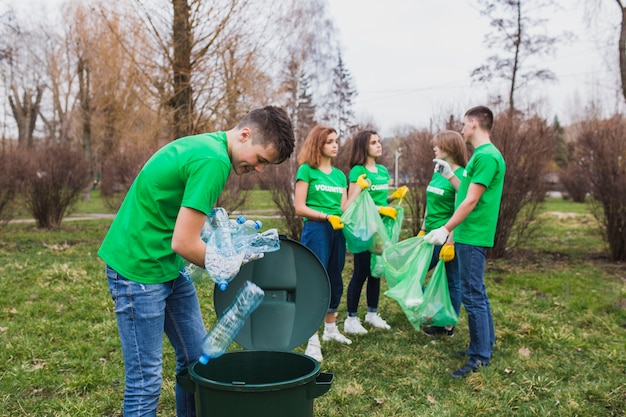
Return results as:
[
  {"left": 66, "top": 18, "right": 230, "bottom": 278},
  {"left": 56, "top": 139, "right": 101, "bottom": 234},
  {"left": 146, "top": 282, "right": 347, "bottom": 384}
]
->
[
  {"left": 471, "top": 0, "right": 572, "bottom": 116},
  {"left": 0, "top": 12, "right": 46, "bottom": 147}
]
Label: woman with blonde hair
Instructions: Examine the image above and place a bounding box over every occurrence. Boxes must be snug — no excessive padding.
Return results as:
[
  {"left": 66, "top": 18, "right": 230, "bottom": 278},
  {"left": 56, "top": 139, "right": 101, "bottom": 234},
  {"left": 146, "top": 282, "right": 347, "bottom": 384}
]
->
[{"left": 419, "top": 129, "right": 468, "bottom": 337}]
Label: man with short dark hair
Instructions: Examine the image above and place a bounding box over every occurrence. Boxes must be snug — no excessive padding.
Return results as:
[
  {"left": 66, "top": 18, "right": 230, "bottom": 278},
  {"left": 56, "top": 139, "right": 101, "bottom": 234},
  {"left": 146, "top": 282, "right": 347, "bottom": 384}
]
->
[
  {"left": 425, "top": 105, "right": 506, "bottom": 378},
  {"left": 99, "top": 106, "right": 295, "bottom": 416}
]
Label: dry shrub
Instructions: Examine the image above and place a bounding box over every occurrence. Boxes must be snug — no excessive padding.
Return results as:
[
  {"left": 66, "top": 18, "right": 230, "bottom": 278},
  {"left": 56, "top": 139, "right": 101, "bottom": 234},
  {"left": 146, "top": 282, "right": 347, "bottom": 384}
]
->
[
  {"left": 575, "top": 115, "right": 626, "bottom": 261},
  {"left": 0, "top": 146, "right": 29, "bottom": 226},
  {"left": 258, "top": 159, "right": 301, "bottom": 239},
  {"left": 490, "top": 114, "right": 556, "bottom": 258},
  {"left": 559, "top": 160, "right": 589, "bottom": 203},
  {"left": 398, "top": 128, "right": 436, "bottom": 235},
  {"left": 100, "top": 143, "right": 156, "bottom": 211},
  {"left": 23, "top": 142, "right": 92, "bottom": 229}
]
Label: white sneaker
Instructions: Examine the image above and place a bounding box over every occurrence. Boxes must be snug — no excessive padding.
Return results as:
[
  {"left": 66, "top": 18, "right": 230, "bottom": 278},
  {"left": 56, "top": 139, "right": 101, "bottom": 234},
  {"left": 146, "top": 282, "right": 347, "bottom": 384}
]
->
[
  {"left": 322, "top": 325, "right": 352, "bottom": 345},
  {"left": 344, "top": 316, "right": 368, "bottom": 335},
  {"left": 304, "top": 335, "right": 323, "bottom": 362},
  {"left": 365, "top": 312, "right": 391, "bottom": 330}
]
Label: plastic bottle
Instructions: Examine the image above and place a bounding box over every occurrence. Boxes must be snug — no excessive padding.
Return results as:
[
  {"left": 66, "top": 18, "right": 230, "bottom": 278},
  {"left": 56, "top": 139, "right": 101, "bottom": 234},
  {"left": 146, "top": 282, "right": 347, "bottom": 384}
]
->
[
  {"left": 232, "top": 215, "right": 263, "bottom": 238},
  {"left": 232, "top": 228, "right": 281, "bottom": 259},
  {"left": 198, "top": 280, "right": 265, "bottom": 365},
  {"left": 182, "top": 263, "right": 207, "bottom": 282},
  {"left": 204, "top": 208, "right": 245, "bottom": 291}
]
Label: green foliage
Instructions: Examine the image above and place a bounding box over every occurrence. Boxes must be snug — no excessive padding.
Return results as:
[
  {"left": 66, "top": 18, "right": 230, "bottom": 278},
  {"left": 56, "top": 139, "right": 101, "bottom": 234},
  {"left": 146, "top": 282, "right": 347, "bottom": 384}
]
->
[{"left": 0, "top": 198, "right": 624, "bottom": 416}]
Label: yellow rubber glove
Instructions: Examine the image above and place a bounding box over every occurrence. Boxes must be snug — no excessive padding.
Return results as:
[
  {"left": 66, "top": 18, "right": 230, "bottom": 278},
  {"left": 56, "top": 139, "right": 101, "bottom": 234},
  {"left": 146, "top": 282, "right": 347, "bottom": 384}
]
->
[
  {"left": 327, "top": 214, "right": 344, "bottom": 230},
  {"left": 417, "top": 230, "right": 426, "bottom": 237},
  {"left": 378, "top": 206, "right": 397, "bottom": 220},
  {"left": 439, "top": 243, "right": 455, "bottom": 262},
  {"left": 391, "top": 185, "right": 409, "bottom": 200},
  {"left": 356, "top": 174, "right": 371, "bottom": 190}
]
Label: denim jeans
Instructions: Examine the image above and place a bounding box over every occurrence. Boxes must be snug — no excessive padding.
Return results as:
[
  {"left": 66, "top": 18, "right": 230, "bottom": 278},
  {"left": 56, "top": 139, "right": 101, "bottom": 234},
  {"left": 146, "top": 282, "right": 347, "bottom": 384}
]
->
[
  {"left": 456, "top": 243, "right": 495, "bottom": 366},
  {"left": 300, "top": 220, "right": 346, "bottom": 312},
  {"left": 347, "top": 251, "right": 380, "bottom": 315},
  {"left": 107, "top": 266, "right": 207, "bottom": 417},
  {"left": 428, "top": 245, "right": 461, "bottom": 317}
]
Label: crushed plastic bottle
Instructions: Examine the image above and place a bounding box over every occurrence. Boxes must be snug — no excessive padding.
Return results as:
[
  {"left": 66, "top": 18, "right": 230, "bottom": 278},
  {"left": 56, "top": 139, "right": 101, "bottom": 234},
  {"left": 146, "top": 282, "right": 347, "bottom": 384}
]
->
[
  {"left": 245, "top": 228, "right": 280, "bottom": 253},
  {"left": 198, "top": 280, "right": 265, "bottom": 365},
  {"left": 204, "top": 208, "right": 245, "bottom": 291}
]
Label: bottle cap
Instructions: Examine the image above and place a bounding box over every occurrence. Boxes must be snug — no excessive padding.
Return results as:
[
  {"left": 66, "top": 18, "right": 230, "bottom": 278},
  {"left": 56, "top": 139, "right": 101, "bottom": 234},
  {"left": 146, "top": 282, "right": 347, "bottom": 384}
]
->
[
  {"left": 217, "top": 280, "right": 228, "bottom": 291},
  {"left": 198, "top": 353, "right": 210, "bottom": 365},
  {"left": 236, "top": 215, "right": 246, "bottom": 224}
]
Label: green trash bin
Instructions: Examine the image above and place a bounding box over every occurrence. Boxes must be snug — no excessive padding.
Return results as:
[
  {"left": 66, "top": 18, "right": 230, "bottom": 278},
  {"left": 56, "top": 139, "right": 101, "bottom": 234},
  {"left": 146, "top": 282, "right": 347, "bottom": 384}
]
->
[{"left": 177, "top": 235, "right": 333, "bottom": 417}]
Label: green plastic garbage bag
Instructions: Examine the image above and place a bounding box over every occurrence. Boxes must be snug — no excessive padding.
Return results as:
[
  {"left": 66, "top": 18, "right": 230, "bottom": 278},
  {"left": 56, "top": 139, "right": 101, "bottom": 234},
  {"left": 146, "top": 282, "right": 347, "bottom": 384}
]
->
[
  {"left": 342, "top": 191, "right": 390, "bottom": 255},
  {"left": 412, "top": 259, "right": 458, "bottom": 329},
  {"left": 371, "top": 205, "right": 405, "bottom": 277},
  {"left": 381, "top": 236, "right": 433, "bottom": 289}
]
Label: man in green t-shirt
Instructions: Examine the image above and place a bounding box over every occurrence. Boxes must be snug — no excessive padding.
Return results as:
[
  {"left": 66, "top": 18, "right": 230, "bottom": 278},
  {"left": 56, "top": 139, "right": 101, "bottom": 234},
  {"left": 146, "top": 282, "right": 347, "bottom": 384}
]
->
[
  {"left": 424, "top": 106, "right": 506, "bottom": 379},
  {"left": 98, "top": 106, "right": 294, "bottom": 417}
]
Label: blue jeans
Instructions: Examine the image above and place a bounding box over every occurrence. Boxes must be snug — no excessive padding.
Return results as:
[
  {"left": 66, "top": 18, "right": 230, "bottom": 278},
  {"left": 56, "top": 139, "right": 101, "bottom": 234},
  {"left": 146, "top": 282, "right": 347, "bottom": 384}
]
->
[
  {"left": 107, "top": 266, "right": 207, "bottom": 417},
  {"left": 347, "top": 251, "right": 380, "bottom": 315},
  {"left": 429, "top": 245, "right": 461, "bottom": 317},
  {"left": 456, "top": 243, "right": 495, "bottom": 366},
  {"left": 301, "top": 220, "right": 346, "bottom": 312}
]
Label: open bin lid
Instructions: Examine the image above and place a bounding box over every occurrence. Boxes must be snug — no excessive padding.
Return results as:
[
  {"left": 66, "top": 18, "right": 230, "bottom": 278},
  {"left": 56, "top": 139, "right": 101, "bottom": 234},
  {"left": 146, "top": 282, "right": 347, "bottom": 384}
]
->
[{"left": 213, "top": 235, "right": 330, "bottom": 351}]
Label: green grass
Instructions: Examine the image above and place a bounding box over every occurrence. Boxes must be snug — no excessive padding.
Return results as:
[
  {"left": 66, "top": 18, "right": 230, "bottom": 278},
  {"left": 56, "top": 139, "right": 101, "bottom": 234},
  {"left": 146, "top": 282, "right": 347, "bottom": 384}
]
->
[{"left": 0, "top": 197, "right": 625, "bottom": 416}]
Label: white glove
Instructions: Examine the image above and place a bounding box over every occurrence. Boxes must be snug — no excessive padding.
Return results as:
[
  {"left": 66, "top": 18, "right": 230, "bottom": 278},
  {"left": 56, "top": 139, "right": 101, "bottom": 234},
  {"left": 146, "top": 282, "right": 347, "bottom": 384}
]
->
[
  {"left": 423, "top": 226, "right": 450, "bottom": 245},
  {"left": 433, "top": 159, "right": 454, "bottom": 179}
]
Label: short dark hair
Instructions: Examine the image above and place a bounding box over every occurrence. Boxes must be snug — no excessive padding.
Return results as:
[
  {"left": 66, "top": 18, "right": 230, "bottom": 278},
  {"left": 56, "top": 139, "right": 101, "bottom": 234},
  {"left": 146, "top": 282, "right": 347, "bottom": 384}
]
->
[
  {"left": 465, "top": 106, "right": 494, "bottom": 131},
  {"left": 349, "top": 130, "right": 378, "bottom": 168},
  {"left": 238, "top": 106, "right": 295, "bottom": 164}
]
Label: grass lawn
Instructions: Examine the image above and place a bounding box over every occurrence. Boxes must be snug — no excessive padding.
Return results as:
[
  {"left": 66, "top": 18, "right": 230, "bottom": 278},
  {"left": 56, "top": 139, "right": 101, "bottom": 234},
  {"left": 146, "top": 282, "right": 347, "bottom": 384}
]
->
[{"left": 0, "top": 196, "right": 624, "bottom": 416}]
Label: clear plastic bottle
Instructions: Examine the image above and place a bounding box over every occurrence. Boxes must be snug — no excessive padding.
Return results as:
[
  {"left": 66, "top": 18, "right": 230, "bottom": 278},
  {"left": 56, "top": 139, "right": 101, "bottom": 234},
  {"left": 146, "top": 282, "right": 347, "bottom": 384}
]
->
[
  {"left": 232, "top": 215, "right": 262, "bottom": 238},
  {"left": 245, "top": 228, "right": 280, "bottom": 253},
  {"left": 205, "top": 208, "right": 245, "bottom": 291},
  {"left": 198, "top": 280, "right": 265, "bottom": 365}
]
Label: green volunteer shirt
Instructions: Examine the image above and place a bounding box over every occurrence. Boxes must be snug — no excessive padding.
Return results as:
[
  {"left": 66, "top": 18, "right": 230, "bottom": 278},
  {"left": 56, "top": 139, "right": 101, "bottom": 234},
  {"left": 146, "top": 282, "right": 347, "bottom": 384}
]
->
[
  {"left": 348, "top": 164, "right": 390, "bottom": 207},
  {"left": 98, "top": 132, "right": 231, "bottom": 284},
  {"left": 454, "top": 143, "right": 506, "bottom": 247},
  {"left": 296, "top": 164, "right": 347, "bottom": 220},
  {"left": 424, "top": 166, "right": 464, "bottom": 232}
]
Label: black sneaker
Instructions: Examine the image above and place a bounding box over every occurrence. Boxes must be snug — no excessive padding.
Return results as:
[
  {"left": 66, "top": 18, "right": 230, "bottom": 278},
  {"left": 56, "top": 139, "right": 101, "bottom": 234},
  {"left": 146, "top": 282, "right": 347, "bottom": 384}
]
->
[
  {"left": 450, "top": 362, "right": 485, "bottom": 378},
  {"left": 422, "top": 326, "right": 455, "bottom": 337}
]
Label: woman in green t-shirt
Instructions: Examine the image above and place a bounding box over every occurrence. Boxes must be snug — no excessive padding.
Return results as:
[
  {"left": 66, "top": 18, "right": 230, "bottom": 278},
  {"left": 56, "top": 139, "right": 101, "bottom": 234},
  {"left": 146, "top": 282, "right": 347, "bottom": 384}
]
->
[
  {"left": 343, "top": 130, "right": 408, "bottom": 335},
  {"left": 295, "top": 125, "right": 352, "bottom": 363},
  {"left": 419, "top": 130, "right": 468, "bottom": 337}
]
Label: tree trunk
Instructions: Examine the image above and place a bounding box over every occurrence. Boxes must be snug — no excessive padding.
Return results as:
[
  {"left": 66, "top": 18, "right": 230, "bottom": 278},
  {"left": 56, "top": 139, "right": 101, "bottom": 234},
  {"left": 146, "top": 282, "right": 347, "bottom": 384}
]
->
[
  {"left": 619, "top": 3, "right": 626, "bottom": 103},
  {"left": 8, "top": 85, "right": 43, "bottom": 148},
  {"left": 171, "top": 0, "right": 193, "bottom": 139}
]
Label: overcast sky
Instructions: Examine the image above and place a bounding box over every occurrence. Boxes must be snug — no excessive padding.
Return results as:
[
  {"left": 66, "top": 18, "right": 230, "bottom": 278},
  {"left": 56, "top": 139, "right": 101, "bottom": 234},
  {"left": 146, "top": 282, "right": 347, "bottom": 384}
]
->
[{"left": 327, "top": 0, "right": 620, "bottom": 136}]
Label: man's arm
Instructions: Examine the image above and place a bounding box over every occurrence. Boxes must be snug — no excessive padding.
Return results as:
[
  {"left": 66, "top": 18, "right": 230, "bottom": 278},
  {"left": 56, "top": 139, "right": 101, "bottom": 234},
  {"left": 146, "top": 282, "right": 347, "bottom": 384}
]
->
[
  {"left": 172, "top": 206, "right": 207, "bottom": 267},
  {"left": 443, "top": 182, "right": 486, "bottom": 232},
  {"left": 423, "top": 182, "right": 486, "bottom": 245}
]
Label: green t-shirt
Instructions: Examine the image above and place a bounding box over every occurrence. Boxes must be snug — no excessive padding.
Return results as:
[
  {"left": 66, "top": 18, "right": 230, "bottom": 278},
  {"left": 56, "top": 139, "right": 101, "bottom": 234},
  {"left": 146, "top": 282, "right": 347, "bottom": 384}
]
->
[
  {"left": 296, "top": 164, "right": 347, "bottom": 220},
  {"left": 454, "top": 143, "right": 506, "bottom": 247},
  {"left": 424, "top": 166, "right": 464, "bottom": 232},
  {"left": 98, "top": 132, "right": 231, "bottom": 284},
  {"left": 348, "top": 164, "right": 390, "bottom": 207}
]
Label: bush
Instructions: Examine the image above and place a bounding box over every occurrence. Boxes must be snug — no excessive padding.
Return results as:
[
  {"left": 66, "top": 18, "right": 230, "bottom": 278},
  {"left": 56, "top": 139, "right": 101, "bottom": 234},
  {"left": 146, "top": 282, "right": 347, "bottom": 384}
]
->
[
  {"left": 490, "top": 114, "right": 556, "bottom": 258},
  {"left": 575, "top": 115, "right": 626, "bottom": 261},
  {"left": 100, "top": 143, "right": 156, "bottom": 210},
  {"left": 559, "top": 160, "right": 589, "bottom": 203},
  {"left": 0, "top": 146, "right": 28, "bottom": 226},
  {"left": 398, "top": 128, "right": 437, "bottom": 235},
  {"left": 23, "top": 142, "right": 92, "bottom": 229}
]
